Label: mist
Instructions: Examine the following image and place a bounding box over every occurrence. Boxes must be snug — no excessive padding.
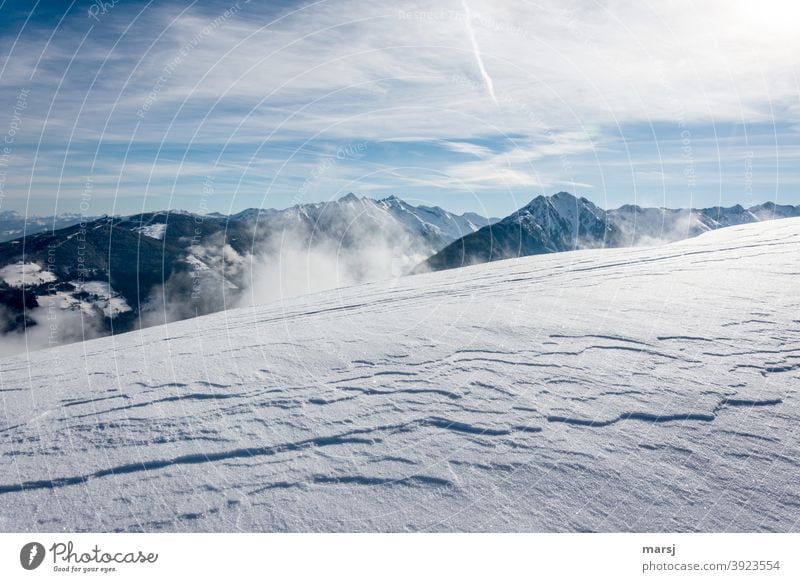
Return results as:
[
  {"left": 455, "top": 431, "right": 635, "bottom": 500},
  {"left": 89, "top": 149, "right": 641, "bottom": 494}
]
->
[
  {"left": 610, "top": 209, "right": 709, "bottom": 248},
  {"left": 236, "top": 226, "right": 426, "bottom": 308},
  {"left": 138, "top": 232, "right": 254, "bottom": 328},
  {"left": 0, "top": 300, "right": 107, "bottom": 357}
]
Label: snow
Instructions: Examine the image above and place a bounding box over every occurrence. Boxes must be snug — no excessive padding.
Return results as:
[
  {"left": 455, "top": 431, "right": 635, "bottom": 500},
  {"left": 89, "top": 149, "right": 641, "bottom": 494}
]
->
[
  {"left": 100, "top": 296, "right": 132, "bottom": 318},
  {"left": 74, "top": 281, "right": 113, "bottom": 296},
  {"left": 0, "top": 262, "right": 57, "bottom": 287},
  {"left": 0, "top": 218, "right": 798, "bottom": 532},
  {"left": 69, "top": 280, "right": 132, "bottom": 318},
  {"left": 233, "top": 195, "right": 493, "bottom": 253},
  {"left": 134, "top": 223, "right": 167, "bottom": 240},
  {"left": 51, "top": 291, "right": 96, "bottom": 316},
  {"left": 375, "top": 196, "right": 489, "bottom": 241}
]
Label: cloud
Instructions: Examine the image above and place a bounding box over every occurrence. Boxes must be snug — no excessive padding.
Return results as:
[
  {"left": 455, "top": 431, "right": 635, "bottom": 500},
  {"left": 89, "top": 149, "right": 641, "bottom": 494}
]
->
[
  {"left": 0, "top": 0, "right": 798, "bottom": 212},
  {"left": 0, "top": 301, "right": 107, "bottom": 357},
  {"left": 434, "top": 133, "right": 598, "bottom": 190},
  {"left": 236, "top": 202, "right": 430, "bottom": 307},
  {"left": 137, "top": 229, "right": 254, "bottom": 328},
  {"left": 236, "top": 233, "right": 421, "bottom": 308},
  {"left": 102, "top": 0, "right": 799, "bottom": 138},
  {"left": 461, "top": 0, "right": 498, "bottom": 105}
]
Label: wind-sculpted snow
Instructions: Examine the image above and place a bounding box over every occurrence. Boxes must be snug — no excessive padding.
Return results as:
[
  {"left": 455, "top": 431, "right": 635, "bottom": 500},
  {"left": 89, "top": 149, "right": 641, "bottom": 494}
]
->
[{"left": 0, "top": 219, "right": 798, "bottom": 532}]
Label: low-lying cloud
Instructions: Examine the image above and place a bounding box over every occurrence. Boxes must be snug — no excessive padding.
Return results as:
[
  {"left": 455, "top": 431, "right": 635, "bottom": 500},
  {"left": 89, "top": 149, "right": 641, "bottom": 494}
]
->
[
  {"left": 0, "top": 301, "right": 107, "bottom": 358},
  {"left": 236, "top": 228, "right": 425, "bottom": 308}
]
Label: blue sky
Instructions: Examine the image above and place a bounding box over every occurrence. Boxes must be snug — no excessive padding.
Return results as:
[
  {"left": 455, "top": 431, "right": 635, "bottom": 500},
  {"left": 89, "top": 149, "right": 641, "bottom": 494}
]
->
[{"left": 0, "top": 0, "right": 798, "bottom": 218}]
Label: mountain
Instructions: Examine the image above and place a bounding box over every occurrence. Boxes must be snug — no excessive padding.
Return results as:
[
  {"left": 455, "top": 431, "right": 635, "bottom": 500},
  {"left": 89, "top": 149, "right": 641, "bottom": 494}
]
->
[
  {"left": 0, "top": 210, "right": 102, "bottom": 243},
  {"left": 0, "top": 195, "right": 495, "bottom": 348},
  {"left": 0, "top": 211, "right": 252, "bottom": 342},
  {"left": 420, "top": 192, "right": 800, "bottom": 272},
  {"left": 420, "top": 192, "right": 620, "bottom": 271},
  {"left": 1, "top": 217, "right": 796, "bottom": 532},
  {"left": 227, "top": 194, "right": 496, "bottom": 252},
  {"left": 371, "top": 195, "right": 497, "bottom": 243},
  {"left": 608, "top": 201, "right": 799, "bottom": 245}
]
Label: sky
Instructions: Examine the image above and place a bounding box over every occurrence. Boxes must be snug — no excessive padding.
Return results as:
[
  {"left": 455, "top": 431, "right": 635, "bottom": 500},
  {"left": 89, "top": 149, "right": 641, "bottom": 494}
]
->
[{"left": 0, "top": 0, "right": 798, "bottom": 218}]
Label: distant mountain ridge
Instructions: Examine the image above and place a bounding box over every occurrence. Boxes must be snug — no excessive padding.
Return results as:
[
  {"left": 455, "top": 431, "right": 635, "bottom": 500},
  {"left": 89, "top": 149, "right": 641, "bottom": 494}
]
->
[
  {"left": 220, "top": 194, "right": 497, "bottom": 247},
  {"left": 3, "top": 192, "right": 796, "bottom": 351},
  {"left": 0, "top": 210, "right": 103, "bottom": 243},
  {"left": 0, "top": 195, "right": 496, "bottom": 348},
  {"left": 419, "top": 192, "right": 800, "bottom": 272},
  {"left": 0, "top": 195, "right": 497, "bottom": 246}
]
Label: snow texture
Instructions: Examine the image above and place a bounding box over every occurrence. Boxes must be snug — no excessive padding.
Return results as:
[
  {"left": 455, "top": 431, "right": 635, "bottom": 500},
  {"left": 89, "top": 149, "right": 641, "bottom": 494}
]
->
[{"left": 0, "top": 218, "right": 798, "bottom": 532}]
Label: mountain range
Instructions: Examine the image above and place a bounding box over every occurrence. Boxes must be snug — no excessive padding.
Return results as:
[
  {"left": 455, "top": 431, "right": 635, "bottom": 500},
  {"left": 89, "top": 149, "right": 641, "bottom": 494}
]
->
[
  {"left": 419, "top": 192, "right": 800, "bottom": 272},
  {"left": 0, "top": 195, "right": 496, "bottom": 347},
  {"left": 0, "top": 210, "right": 101, "bottom": 243},
  {"left": 1, "top": 191, "right": 798, "bottom": 351}
]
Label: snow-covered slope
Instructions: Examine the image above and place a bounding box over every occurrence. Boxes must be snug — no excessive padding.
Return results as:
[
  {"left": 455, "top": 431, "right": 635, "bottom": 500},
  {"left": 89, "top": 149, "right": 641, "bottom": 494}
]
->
[{"left": 1, "top": 218, "right": 798, "bottom": 532}]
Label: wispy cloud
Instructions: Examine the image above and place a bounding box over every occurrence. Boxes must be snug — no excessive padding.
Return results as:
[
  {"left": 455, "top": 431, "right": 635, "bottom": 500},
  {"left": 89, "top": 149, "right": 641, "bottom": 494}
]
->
[
  {"left": 461, "top": 1, "right": 497, "bottom": 105},
  {"left": 0, "top": 0, "right": 798, "bottom": 215}
]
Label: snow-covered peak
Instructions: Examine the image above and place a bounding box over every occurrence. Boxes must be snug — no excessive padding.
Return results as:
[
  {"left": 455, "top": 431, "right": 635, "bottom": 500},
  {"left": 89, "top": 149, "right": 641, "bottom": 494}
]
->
[
  {"left": 228, "top": 195, "right": 494, "bottom": 254},
  {"left": 748, "top": 201, "right": 800, "bottom": 220},
  {"left": 510, "top": 192, "right": 613, "bottom": 249},
  {"left": 338, "top": 192, "right": 362, "bottom": 204}
]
